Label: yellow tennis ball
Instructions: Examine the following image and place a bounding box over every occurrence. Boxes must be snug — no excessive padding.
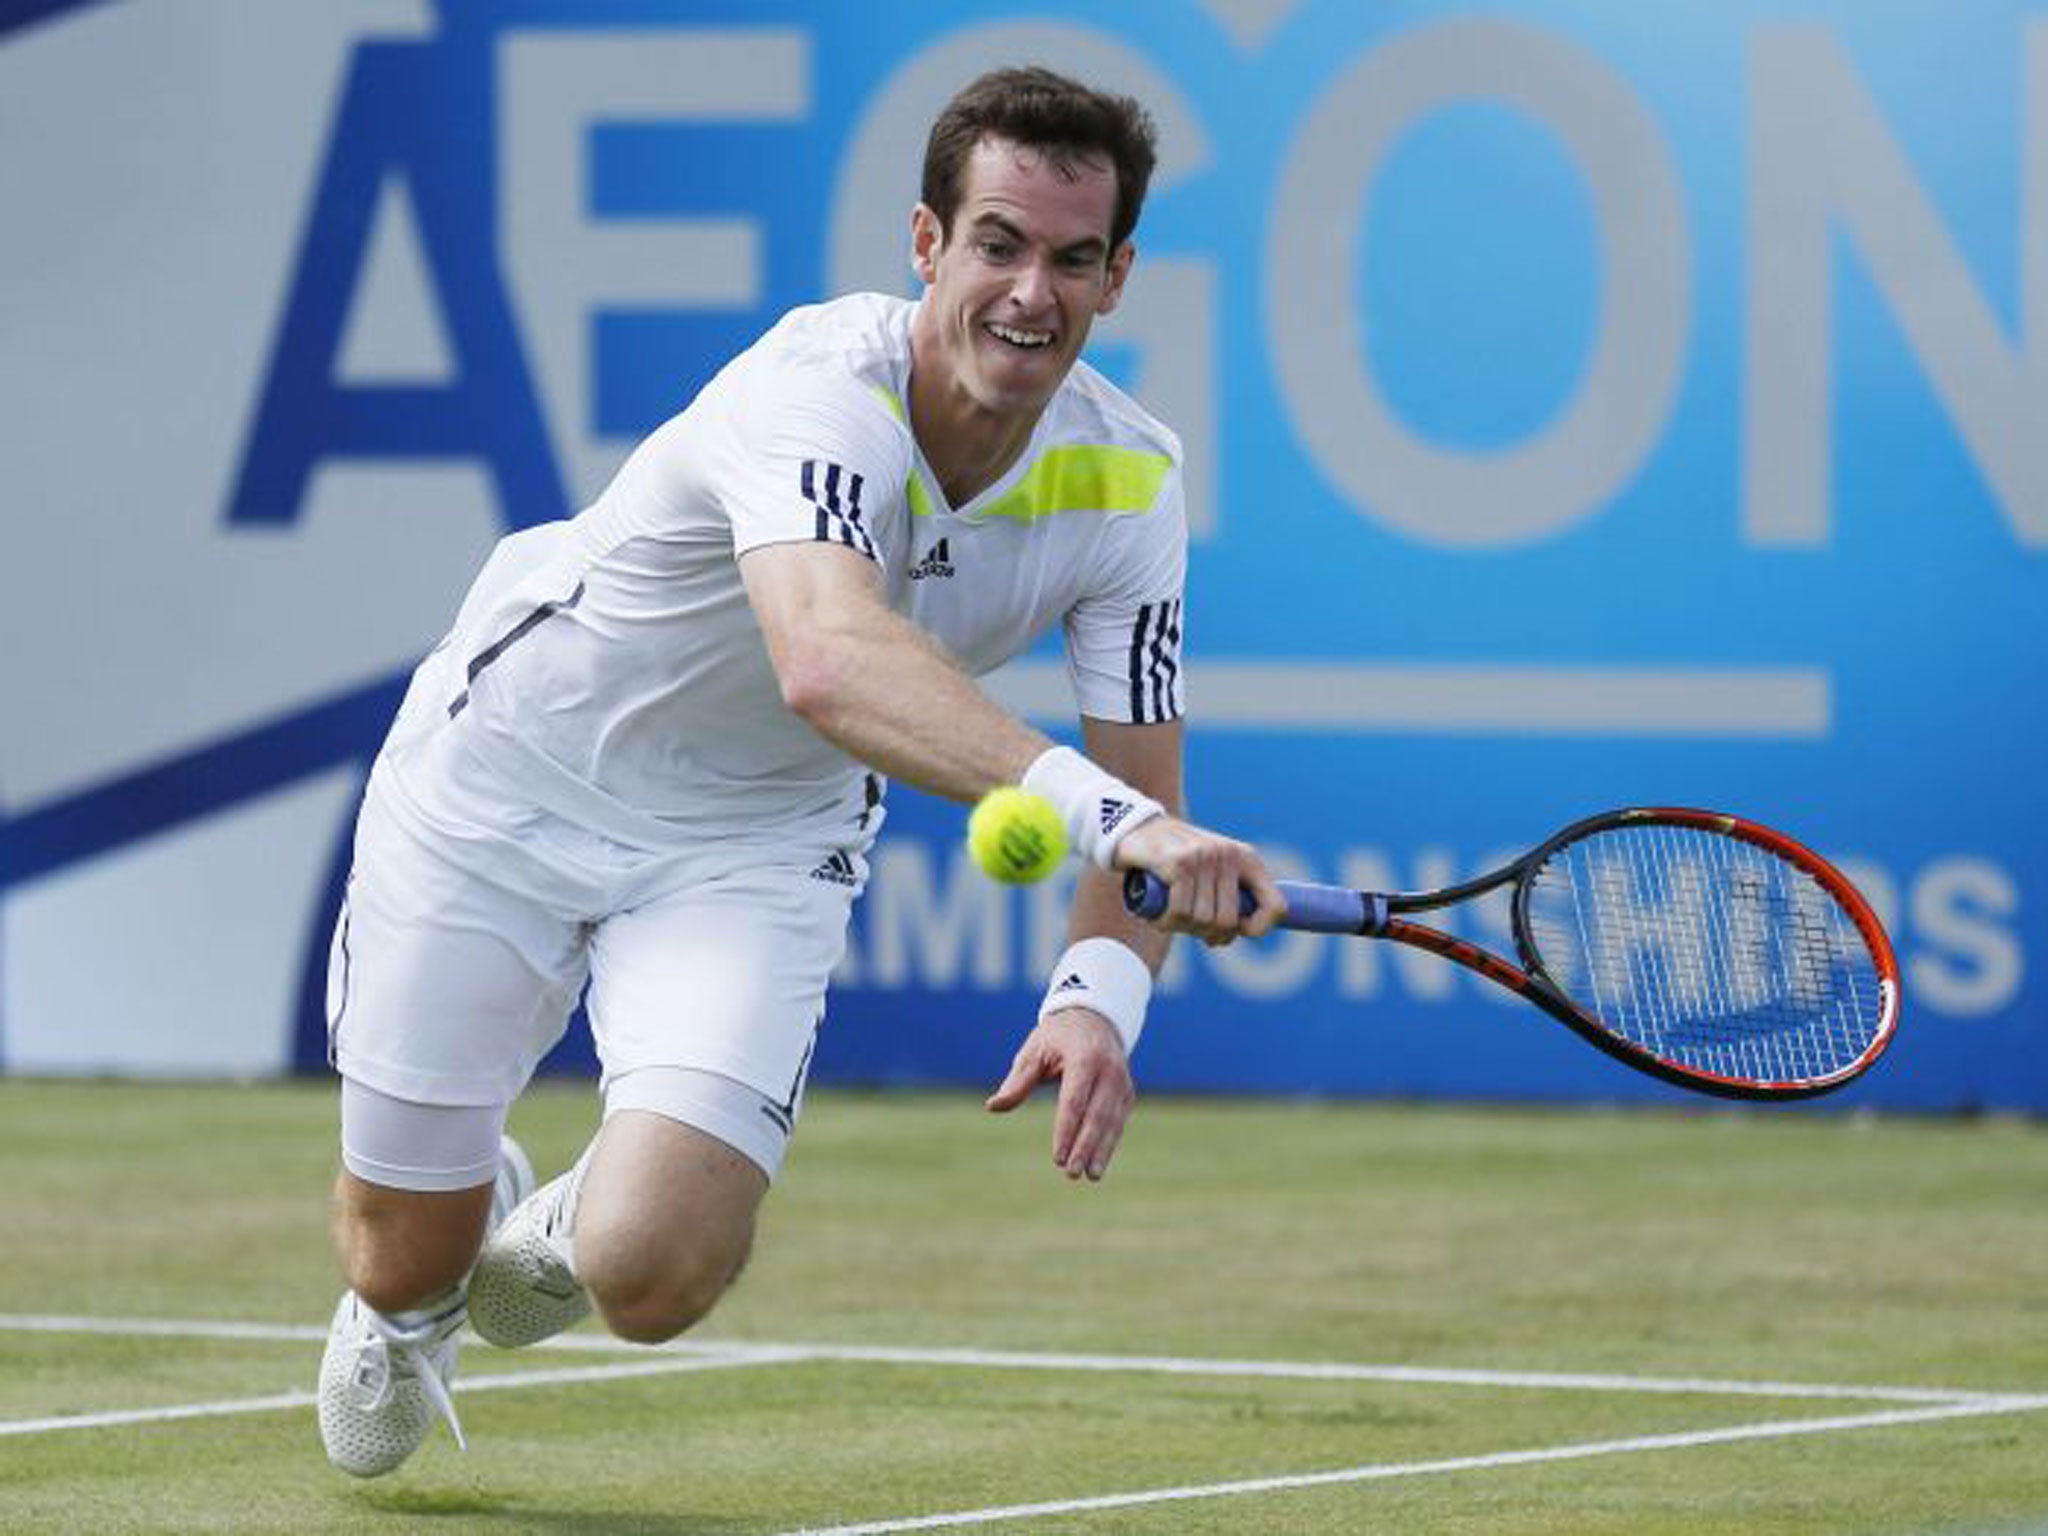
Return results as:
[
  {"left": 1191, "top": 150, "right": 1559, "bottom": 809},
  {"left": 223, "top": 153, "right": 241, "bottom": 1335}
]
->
[{"left": 968, "top": 787, "right": 1068, "bottom": 884}]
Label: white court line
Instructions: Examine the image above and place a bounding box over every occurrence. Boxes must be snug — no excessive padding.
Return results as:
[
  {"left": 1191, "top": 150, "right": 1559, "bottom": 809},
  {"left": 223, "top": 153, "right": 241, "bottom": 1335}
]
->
[
  {"left": 772, "top": 1397, "right": 2048, "bottom": 1536},
  {"left": 0, "top": 1349, "right": 807, "bottom": 1440},
  {"left": 0, "top": 1314, "right": 1999, "bottom": 1407},
  {"left": 0, "top": 1315, "right": 327, "bottom": 1345},
  {"left": 6, "top": 1314, "right": 2044, "bottom": 1530},
  {"left": 732, "top": 1341, "right": 1990, "bottom": 1407},
  {"left": 0, "top": 1389, "right": 320, "bottom": 1441}
]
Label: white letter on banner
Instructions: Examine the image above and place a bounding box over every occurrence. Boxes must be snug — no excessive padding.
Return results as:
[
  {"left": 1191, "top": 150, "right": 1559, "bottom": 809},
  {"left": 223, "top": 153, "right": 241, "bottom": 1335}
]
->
[
  {"left": 1336, "top": 848, "right": 1458, "bottom": 1002},
  {"left": 1909, "top": 857, "right": 2023, "bottom": 1017},
  {"left": 499, "top": 30, "right": 807, "bottom": 506},
  {"left": 1268, "top": 18, "right": 1690, "bottom": 547},
  {"left": 1747, "top": 25, "right": 2048, "bottom": 548},
  {"left": 824, "top": 23, "right": 1219, "bottom": 538},
  {"left": 1460, "top": 847, "right": 1527, "bottom": 1008},
  {"left": 865, "top": 843, "right": 1010, "bottom": 990},
  {"left": 1201, "top": 846, "right": 1323, "bottom": 999},
  {"left": 1828, "top": 857, "right": 1900, "bottom": 948}
]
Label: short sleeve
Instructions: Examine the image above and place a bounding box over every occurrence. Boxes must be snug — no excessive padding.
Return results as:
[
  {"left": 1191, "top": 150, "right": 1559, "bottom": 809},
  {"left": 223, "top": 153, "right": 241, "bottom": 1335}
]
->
[
  {"left": 720, "top": 362, "right": 912, "bottom": 566},
  {"left": 1062, "top": 466, "right": 1189, "bottom": 725}
]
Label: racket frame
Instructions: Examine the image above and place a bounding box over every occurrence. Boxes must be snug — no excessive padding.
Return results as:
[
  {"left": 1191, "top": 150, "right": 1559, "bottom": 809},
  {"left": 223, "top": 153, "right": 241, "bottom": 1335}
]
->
[
  {"left": 1125, "top": 806, "right": 1902, "bottom": 1102},
  {"left": 1486, "top": 808, "right": 1899, "bottom": 1100}
]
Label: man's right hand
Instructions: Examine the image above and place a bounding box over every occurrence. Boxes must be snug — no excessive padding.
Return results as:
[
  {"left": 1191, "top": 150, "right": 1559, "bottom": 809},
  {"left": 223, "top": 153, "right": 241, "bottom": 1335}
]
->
[{"left": 1113, "top": 816, "right": 1285, "bottom": 945}]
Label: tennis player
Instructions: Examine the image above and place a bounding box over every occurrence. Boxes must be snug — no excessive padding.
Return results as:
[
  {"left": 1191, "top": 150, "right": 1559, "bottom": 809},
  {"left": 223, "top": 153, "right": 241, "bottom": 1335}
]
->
[{"left": 316, "top": 65, "right": 1284, "bottom": 1476}]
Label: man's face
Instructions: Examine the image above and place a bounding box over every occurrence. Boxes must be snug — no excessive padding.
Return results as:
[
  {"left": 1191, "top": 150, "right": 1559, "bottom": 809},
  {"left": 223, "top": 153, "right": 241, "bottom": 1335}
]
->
[{"left": 912, "top": 135, "right": 1133, "bottom": 422}]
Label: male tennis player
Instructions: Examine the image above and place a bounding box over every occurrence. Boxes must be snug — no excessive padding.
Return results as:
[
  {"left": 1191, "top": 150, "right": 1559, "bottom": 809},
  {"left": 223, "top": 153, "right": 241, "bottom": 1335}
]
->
[{"left": 316, "top": 66, "right": 1283, "bottom": 1475}]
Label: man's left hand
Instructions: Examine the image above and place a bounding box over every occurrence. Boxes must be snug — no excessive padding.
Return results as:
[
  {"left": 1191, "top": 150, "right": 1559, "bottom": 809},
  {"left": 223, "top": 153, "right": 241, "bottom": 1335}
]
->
[{"left": 984, "top": 1008, "right": 1134, "bottom": 1182}]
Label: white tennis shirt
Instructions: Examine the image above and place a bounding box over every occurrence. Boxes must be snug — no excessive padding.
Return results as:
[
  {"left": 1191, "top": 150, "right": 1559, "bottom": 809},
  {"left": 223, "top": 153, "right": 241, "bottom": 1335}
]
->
[{"left": 384, "top": 292, "right": 1187, "bottom": 849}]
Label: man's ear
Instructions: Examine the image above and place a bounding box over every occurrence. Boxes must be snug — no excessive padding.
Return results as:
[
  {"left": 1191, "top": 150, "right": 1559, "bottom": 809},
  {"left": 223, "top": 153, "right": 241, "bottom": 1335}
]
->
[
  {"left": 910, "top": 204, "right": 943, "bottom": 285},
  {"left": 1095, "top": 240, "right": 1136, "bottom": 317}
]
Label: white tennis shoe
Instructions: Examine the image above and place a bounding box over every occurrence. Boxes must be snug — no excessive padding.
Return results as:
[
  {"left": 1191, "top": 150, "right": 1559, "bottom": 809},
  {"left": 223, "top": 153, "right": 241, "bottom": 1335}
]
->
[
  {"left": 316, "top": 1134, "right": 535, "bottom": 1476},
  {"left": 317, "top": 1289, "right": 468, "bottom": 1478},
  {"left": 467, "top": 1164, "right": 592, "bottom": 1348}
]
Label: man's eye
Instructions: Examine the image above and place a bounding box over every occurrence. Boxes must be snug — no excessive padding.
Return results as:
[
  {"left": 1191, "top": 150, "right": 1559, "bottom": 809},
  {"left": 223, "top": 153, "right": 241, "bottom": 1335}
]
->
[{"left": 977, "top": 239, "right": 1016, "bottom": 261}]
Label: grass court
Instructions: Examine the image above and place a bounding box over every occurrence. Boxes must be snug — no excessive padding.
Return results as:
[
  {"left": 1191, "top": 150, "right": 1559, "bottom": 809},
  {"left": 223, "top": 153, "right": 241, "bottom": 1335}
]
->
[{"left": 3, "top": 1078, "right": 2046, "bottom": 1533}]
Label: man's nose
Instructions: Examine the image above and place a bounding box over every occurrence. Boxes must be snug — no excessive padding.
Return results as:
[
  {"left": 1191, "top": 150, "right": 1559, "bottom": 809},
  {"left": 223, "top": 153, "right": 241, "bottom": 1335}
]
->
[{"left": 1009, "top": 255, "right": 1054, "bottom": 309}]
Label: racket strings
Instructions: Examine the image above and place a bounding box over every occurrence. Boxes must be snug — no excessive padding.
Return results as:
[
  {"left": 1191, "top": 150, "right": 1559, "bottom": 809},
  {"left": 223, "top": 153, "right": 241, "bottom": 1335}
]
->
[{"left": 1524, "top": 824, "right": 1885, "bottom": 1087}]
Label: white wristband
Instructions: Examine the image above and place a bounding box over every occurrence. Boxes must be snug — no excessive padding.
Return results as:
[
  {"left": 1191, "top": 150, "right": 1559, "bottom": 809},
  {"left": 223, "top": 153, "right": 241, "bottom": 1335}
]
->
[
  {"left": 1039, "top": 937, "right": 1154, "bottom": 1056},
  {"left": 1021, "top": 745, "right": 1164, "bottom": 869}
]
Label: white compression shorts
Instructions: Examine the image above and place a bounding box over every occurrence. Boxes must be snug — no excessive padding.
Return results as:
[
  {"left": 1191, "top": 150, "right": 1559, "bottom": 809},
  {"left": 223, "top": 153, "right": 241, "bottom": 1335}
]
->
[
  {"left": 328, "top": 752, "right": 872, "bottom": 1186},
  {"left": 339, "top": 1068, "right": 805, "bottom": 1190}
]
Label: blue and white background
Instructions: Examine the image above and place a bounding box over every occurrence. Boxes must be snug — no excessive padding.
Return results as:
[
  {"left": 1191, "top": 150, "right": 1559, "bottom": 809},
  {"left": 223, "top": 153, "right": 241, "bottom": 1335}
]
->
[{"left": 1, "top": 1, "right": 2039, "bottom": 1109}]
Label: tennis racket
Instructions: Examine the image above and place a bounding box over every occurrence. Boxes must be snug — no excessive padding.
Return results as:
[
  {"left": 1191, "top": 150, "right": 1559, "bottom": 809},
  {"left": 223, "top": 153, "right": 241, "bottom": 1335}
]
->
[{"left": 1124, "top": 807, "right": 1900, "bottom": 1101}]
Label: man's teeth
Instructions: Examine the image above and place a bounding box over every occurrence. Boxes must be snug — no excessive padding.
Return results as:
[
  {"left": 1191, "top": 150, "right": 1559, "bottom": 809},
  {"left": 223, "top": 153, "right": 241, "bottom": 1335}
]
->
[{"left": 988, "top": 323, "right": 1052, "bottom": 348}]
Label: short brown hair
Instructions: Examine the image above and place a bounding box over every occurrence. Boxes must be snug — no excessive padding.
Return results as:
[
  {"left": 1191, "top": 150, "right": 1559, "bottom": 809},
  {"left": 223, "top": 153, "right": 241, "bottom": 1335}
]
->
[{"left": 921, "top": 67, "right": 1159, "bottom": 252}]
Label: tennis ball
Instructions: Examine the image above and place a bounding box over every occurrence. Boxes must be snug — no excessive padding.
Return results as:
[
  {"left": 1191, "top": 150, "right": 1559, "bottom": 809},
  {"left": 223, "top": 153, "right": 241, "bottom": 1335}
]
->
[{"left": 968, "top": 787, "right": 1068, "bottom": 884}]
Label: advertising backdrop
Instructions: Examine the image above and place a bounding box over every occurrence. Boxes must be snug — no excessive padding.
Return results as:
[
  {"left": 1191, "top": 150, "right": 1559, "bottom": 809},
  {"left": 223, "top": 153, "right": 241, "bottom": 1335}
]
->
[{"left": 1, "top": 0, "right": 2040, "bottom": 1109}]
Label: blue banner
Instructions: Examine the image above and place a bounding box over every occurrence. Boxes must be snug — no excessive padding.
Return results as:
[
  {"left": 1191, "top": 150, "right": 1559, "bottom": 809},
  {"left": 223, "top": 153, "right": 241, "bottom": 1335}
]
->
[{"left": 0, "top": 1, "right": 2038, "bottom": 1108}]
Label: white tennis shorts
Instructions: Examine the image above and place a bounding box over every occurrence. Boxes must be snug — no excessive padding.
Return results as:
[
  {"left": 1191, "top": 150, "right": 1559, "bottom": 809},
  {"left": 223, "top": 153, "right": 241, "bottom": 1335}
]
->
[{"left": 327, "top": 746, "right": 872, "bottom": 1181}]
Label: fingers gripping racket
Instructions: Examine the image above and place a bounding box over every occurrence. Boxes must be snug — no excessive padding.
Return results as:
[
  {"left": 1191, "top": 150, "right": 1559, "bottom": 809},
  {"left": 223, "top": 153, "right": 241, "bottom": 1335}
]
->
[{"left": 1124, "top": 807, "right": 1900, "bottom": 1101}]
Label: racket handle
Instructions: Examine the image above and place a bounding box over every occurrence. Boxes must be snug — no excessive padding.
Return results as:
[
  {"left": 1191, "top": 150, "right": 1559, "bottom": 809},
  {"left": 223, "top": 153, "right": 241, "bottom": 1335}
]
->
[{"left": 1121, "top": 872, "right": 1382, "bottom": 935}]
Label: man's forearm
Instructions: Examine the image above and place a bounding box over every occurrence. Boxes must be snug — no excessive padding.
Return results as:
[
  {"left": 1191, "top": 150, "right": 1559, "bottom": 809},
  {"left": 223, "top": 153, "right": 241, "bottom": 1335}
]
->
[
  {"left": 1068, "top": 864, "right": 1171, "bottom": 972},
  {"left": 791, "top": 604, "right": 1048, "bottom": 800},
  {"left": 747, "top": 543, "right": 1049, "bottom": 802}
]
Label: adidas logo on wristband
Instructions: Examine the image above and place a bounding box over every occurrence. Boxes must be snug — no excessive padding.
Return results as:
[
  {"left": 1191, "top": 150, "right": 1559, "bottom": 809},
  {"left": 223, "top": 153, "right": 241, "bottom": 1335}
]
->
[
  {"left": 1022, "top": 745, "right": 1163, "bottom": 870},
  {"left": 1038, "top": 937, "right": 1153, "bottom": 1056}
]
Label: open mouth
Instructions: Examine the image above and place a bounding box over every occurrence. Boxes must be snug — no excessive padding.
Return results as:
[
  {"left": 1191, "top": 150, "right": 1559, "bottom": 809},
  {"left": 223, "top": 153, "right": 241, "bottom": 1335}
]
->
[{"left": 985, "top": 321, "right": 1054, "bottom": 351}]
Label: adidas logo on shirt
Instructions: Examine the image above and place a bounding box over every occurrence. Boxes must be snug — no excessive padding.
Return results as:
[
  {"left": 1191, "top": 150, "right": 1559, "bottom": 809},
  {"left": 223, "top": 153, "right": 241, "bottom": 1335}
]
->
[
  {"left": 808, "top": 850, "right": 861, "bottom": 887},
  {"left": 907, "top": 538, "right": 954, "bottom": 580}
]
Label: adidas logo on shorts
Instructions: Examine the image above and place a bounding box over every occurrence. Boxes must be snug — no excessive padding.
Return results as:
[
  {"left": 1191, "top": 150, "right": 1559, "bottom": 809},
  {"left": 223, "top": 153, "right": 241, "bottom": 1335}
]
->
[{"left": 809, "top": 850, "right": 860, "bottom": 887}]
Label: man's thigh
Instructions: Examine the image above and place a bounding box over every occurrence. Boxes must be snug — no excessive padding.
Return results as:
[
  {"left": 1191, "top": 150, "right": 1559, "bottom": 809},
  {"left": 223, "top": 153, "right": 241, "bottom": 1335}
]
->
[
  {"left": 584, "top": 845, "right": 865, "bottom": 1178},
  {"left": 329, "top": 779, "right": 591, "bottom": 1110}
]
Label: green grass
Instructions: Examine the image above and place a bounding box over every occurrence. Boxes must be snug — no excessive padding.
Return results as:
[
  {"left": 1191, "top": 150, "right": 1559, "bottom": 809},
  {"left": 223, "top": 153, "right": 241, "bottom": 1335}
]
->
[{"left": 2, "top": 1079, "right": 2046, "bottom": 1534}]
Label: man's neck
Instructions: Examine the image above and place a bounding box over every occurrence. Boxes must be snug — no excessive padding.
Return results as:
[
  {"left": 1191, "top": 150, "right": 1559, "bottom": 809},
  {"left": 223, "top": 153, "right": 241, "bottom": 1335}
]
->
[{"left": 908, "top": 317, "right": 1042, "bottom": 507}]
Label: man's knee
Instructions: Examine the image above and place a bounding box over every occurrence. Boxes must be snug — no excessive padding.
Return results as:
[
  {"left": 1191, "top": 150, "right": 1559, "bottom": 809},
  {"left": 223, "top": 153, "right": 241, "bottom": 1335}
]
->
[
  {"left": 584, "top": 1226, "right": 753, "bottom": 1344},
  {"left": 572, "top": 1110, "right": 769, "bottom": 1344}
]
